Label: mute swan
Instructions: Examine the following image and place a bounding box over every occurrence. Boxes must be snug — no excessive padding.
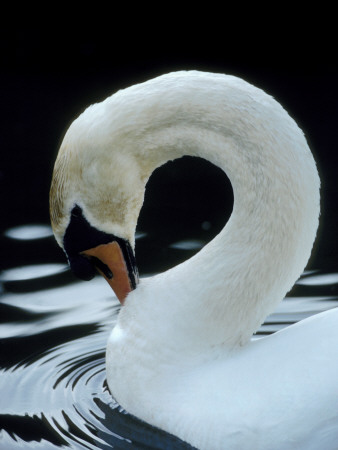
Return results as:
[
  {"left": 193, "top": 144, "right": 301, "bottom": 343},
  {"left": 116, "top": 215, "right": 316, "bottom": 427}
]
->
[{"left": 50, "top": 71, "right": 338, "bottom": 450}]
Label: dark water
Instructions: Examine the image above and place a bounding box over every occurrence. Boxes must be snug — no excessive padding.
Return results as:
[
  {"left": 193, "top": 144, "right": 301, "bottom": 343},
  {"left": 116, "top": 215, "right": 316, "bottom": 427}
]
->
[
  {"left": 1, "top": 58, "right": 337, "bottom": 448},
  {"left": 1, "top": 218, "right": 338, "bottom": 449},
  {"left": 0, "top": 224, "right": 200, "bottom": 449}
]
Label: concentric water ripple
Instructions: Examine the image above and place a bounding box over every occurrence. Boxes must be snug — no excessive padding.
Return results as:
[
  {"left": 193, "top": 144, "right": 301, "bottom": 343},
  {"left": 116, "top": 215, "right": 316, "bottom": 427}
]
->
[
  {"left": 1, "top": 226, "right": 337, "bottom": 449},
  {"left": 0, "top": 273, "right": 195, "bottom": 449}
]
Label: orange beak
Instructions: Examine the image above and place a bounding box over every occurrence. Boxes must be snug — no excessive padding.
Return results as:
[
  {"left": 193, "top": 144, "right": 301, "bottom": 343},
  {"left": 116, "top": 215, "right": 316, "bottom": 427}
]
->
[{"left": 81, "top": 241, "right": 137, "bottom": 304}]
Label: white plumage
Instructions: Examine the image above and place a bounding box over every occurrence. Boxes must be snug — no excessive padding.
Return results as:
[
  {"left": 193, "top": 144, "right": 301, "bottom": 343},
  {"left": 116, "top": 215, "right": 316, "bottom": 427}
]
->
[{"left": 50, "top": 71, "right": 338, "bottom": 450}]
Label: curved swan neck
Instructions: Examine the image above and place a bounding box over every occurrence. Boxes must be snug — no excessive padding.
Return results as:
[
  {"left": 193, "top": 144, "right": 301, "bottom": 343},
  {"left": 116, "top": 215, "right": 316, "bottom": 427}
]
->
[
  {"left": 63, "top": 71, "right": 320, "bottom": 352},
  {"left": 111, "top": 72, "right": 319, "bottom": 352}
]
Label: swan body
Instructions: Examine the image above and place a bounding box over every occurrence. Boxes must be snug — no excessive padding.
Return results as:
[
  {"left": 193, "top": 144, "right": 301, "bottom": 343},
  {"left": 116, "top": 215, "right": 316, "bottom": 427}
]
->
[{"left": 50, "top": 71, "right": 338, "bottom": 449}]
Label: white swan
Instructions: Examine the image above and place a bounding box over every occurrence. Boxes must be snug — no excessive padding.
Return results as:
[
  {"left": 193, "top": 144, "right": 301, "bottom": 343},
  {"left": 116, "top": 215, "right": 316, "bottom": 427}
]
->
[{"left": 50, "top": 71, "right": 338, "bottom": 450}]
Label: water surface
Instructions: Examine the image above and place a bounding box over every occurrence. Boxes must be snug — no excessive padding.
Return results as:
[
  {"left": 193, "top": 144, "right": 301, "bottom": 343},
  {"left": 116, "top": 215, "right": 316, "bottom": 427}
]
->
[{"left": 0, "top": 223, "right": 337, "bottom": 449}]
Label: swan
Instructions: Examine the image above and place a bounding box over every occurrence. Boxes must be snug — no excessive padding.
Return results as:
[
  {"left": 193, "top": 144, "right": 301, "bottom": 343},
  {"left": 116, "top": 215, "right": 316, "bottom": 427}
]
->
[{"left": 49, "top": 71, "right": 338, "bottom": 450}]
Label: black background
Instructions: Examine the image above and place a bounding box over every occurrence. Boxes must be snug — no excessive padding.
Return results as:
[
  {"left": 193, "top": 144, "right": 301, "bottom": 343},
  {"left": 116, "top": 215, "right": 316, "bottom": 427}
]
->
[
  {"left": 0, "top": 17, "right": 337, "bottom": 450},
  {"left": 1, "top": 20, "right": 337, "bottom": 273}
]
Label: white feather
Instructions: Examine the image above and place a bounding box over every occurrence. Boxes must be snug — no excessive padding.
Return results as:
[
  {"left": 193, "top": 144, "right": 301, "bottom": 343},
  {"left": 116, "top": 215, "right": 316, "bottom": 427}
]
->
[{"left": 53, "top": 71, "right": 338, "bottom": 449}]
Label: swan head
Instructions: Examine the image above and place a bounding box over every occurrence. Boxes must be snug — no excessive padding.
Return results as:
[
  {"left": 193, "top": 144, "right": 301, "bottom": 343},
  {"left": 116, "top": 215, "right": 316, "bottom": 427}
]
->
[
  {"left": 49, "top": 103, "right": 146, "bottom": 303},
  {"left": 60, "top": 203, "right": 139, "bottom": 303}
]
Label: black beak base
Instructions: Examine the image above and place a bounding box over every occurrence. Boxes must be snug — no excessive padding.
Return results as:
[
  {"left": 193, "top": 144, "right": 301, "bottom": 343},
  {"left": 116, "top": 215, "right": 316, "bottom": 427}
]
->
[{"left": 63, "top": 205, "right": 138, "bottom": 288}]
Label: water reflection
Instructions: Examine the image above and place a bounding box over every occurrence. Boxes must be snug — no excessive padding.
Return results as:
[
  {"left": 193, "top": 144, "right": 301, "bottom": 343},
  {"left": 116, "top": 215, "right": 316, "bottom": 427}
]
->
[
  {"left": 0, "top": 263, "right": 67, "bottom": 282},
  {"left": 4, "top": 224, "right": 54, "bottom": 241},
  {"left": 297, "top": 272, "right": 338, "bottom": 286},
  {"left": 0, "top": 264, "right": 195, "bottom": 448},
  {"left": 169, "top": 239, "right": 204, "bottom": 250},
  {"left": 0, "top": 224, "right": 337, "bottom": 448}
]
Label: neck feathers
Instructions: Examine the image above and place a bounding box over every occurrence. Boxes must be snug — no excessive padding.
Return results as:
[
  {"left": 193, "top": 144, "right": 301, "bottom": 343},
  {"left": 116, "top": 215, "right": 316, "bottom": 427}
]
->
[{"left": 119, "top": 71, "right": 320, "bottom": 350}]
